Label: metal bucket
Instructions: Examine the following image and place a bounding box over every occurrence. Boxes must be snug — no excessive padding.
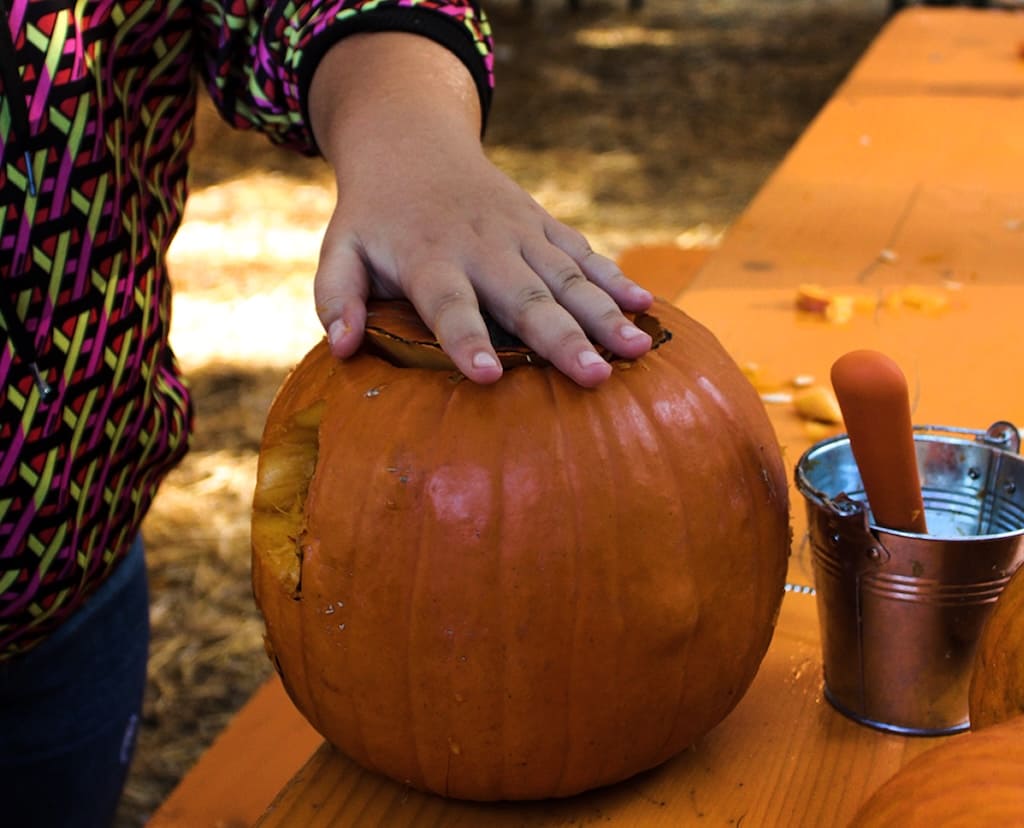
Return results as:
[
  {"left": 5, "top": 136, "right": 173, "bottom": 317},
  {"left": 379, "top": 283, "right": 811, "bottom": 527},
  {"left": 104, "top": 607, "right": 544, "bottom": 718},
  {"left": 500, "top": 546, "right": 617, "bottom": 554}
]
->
[{"left": 795, "top": 421, "right": 1024, "bottom": 735}]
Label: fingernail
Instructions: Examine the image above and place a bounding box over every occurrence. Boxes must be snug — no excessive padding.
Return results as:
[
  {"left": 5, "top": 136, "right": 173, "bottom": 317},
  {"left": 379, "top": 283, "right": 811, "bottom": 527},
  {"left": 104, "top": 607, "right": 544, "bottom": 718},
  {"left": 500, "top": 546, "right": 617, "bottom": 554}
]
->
[
  {"left": 327, "top": 318, "right": 349, "bottom": 349},
  {"left": 472, "top": 352, "right": 500, "bottom": 370},
  {"left": 619, "top": 323, "right": 648, "bottom": 341},
  {"left": 630, "top": 285, "right": 653, "bottom": 302},
  {"left": 578, "top": 350, "right": 607, "bottom": 369}
]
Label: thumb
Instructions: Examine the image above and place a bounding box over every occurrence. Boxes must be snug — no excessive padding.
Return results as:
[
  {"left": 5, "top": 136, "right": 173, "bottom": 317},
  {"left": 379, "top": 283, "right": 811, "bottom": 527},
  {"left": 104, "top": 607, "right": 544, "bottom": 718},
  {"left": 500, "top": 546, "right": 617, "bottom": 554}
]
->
[{"left": 314, "top": 236, "right": 371, "bottom": 359}]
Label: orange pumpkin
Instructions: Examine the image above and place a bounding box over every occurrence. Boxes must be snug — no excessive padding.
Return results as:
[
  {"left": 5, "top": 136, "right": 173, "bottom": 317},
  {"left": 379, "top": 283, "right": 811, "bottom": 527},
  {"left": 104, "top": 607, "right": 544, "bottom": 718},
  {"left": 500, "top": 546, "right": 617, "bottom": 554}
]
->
[
  {"left": 848, "top": 715, "right": 1024, "bottom": 827},
  {"left": 251, "top": 298, "right": 790, "bottom": 800},
  {"left": 969, "top": 561, "right": 1024, "bottom": 729}
]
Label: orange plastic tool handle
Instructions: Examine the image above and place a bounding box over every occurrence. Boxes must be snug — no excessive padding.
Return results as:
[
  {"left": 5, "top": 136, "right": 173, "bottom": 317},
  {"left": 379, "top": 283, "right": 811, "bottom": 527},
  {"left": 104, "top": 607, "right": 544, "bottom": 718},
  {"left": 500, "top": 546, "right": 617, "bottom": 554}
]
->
[{"left": 831, "top": 350, "right": 928, "bottom": 534}]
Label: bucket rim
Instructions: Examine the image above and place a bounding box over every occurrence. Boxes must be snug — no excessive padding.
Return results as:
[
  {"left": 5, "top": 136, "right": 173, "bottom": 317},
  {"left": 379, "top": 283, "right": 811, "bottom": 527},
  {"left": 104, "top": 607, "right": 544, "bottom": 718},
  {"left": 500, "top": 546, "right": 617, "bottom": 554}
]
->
[{"left": 794, "top": 421, "right": 1024, "bottom": 542}]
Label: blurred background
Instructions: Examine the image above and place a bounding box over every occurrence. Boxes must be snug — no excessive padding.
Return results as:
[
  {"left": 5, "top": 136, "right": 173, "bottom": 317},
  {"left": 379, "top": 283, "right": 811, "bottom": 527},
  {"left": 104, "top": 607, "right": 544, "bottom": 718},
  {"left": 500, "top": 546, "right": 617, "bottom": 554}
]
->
[{"left": 120, "top": 0, "right": 890, "bottom": 823}]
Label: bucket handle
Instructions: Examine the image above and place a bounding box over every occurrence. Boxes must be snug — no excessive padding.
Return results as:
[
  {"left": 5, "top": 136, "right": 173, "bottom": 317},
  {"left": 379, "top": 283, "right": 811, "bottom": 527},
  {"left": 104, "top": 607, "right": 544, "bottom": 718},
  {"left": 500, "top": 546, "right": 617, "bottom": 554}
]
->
[{"left": 911, "top": 420, "right": 1020, "bottom": 454}]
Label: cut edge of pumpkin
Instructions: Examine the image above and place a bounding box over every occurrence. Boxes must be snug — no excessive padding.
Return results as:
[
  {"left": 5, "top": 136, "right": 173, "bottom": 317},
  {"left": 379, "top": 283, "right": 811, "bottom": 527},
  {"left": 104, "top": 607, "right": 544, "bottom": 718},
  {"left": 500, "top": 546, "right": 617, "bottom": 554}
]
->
[
  {"left": 251, "top": 400, "right": 324, "bottom": 596},
  {"left": 362, "top": 299, "right": 671, "bottom": 371}
]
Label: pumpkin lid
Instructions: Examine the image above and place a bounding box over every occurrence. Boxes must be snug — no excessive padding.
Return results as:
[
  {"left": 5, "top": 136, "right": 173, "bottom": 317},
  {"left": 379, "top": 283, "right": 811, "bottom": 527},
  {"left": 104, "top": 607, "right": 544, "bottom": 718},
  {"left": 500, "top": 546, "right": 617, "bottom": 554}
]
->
[{"left": 363, "top": 299, "right": 670, "bottom": 371}]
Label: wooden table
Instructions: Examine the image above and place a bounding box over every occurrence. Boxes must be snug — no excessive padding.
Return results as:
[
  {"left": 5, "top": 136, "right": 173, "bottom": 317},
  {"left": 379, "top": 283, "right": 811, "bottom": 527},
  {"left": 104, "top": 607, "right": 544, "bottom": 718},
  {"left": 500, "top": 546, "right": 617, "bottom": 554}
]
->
[{"left": 257, "top": 8, "right": 1024, "bottom": 826}]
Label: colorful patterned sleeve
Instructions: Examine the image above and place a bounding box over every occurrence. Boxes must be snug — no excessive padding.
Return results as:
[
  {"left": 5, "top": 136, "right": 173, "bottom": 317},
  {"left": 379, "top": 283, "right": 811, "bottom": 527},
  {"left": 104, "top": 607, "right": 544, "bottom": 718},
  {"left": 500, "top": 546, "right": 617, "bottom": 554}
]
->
[{"left": 194, "top": 0, "right": 495, "bottom": 154}]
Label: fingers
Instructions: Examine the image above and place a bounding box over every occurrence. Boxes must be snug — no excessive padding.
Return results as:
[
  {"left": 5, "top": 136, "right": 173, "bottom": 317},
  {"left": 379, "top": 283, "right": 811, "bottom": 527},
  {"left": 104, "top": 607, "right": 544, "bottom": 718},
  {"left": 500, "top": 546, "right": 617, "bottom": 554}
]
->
[
  {"left": 482, "top": 283, "right": 615, "bottom": 388},
  {"left": 314, "top": 226, "right": 504, "bottom": 383},
  {"left": 469, "top": 219, "right": 653, "bottom": 387},
  {"left": 315, "top": 229, "right": 656, "bottom": 388},
  {"left": 315, "top": 193, "right": 655, "bottom": 387},
  {"left": 519, "top": 236, "right": 654, "bottom": 362},
  {"left": 403, "top": 280, "right": 504, "bottom": 385},
  {"left": 471, "top": 252, "right": 643, "bottom": 388},
  {"left": 313, "top": 236, "right": 370, "bottom": 359},
  {"left": 543, "top": 220, "right": 654, "bottom": 314}
]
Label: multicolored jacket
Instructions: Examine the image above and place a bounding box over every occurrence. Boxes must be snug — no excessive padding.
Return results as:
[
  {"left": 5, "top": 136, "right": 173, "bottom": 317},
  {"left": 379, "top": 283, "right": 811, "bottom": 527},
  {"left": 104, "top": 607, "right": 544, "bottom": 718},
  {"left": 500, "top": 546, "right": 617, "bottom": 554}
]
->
[{"left": 0, "top": 0, "right": 494, "bottom": 659}]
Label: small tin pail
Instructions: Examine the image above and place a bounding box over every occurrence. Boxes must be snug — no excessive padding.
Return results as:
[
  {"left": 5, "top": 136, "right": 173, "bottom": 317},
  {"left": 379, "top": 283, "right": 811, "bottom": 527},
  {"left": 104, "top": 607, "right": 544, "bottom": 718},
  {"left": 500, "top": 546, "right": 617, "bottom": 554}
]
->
[{"left": 795, "top": 421, "right": 1024, "bottom": 735}]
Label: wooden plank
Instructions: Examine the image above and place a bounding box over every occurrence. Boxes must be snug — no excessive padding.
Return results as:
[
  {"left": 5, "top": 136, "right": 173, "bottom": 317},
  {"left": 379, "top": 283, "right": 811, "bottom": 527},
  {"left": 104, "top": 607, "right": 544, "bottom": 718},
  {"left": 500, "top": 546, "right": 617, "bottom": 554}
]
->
[
  {"left": 149, "top": 676, "right": 321, "bottom": 828},
  {"left": 683, "top": 94, "right": 1024, "bottom": 291},
  {"left": 679, "top": 7, "right": 1024, "bottom": 442},
  {"left": 685, "top": 9, "right": 1024, "bottom": 294},
  {"left": 616, "top": 244, "right": 713, "bottom": 301},
  {"left": 845, "top": 6, "right": 1024, "bottom": 94}
]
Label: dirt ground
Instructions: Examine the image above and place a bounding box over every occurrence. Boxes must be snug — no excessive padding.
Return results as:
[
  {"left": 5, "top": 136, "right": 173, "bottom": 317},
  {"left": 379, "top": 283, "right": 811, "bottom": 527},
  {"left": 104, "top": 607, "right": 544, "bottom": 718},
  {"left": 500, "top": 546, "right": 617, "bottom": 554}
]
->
[{"left": 116, "top": 1, "right": 891, "bottom": 823}]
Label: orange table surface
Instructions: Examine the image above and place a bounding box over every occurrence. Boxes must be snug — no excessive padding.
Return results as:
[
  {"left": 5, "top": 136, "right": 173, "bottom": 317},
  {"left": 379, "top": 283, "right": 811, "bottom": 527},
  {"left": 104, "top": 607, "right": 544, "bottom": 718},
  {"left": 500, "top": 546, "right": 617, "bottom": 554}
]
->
[{"left": 258, "top": 8, "right": 1024, "bottom": 826}]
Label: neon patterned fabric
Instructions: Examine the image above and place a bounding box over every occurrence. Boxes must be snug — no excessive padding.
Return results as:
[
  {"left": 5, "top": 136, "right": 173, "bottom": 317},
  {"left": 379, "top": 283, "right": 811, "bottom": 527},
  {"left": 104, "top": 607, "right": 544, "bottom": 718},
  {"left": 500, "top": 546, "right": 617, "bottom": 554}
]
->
[{"left": 0, "top": 0, "right": 493, "bottom": 659}]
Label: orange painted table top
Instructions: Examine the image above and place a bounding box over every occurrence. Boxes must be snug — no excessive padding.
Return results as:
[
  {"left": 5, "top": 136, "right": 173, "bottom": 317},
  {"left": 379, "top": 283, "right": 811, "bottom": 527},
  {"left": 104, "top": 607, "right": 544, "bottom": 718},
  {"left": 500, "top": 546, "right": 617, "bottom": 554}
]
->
[{"left": 258, "top": 8, "right": 1024, "bottom": 826}]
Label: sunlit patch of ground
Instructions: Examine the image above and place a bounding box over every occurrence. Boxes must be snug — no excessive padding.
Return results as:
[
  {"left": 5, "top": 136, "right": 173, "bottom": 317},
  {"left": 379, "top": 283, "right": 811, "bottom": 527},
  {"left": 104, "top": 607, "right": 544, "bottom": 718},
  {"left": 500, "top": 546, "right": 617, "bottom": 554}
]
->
[{"left": 168, "top": 175, "right": 329, "bottom": 370}]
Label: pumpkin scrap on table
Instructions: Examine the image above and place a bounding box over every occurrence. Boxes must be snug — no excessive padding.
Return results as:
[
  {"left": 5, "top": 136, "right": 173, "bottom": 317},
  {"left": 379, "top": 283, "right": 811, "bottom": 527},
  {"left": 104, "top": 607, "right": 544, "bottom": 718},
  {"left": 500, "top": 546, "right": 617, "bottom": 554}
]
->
[
  {"left": 251, "top": 298, "right": 791, "bottom": 801},
  {"left": 795, "top": 283, "right": 951, "bottom": 323}
]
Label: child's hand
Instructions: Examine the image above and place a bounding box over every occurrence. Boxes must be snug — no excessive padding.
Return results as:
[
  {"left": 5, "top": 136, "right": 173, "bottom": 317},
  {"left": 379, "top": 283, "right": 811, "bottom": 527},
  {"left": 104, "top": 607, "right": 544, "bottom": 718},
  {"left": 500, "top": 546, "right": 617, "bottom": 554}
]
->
[{"left": 308, "top": 33, "right": 654, "bottom": 387}]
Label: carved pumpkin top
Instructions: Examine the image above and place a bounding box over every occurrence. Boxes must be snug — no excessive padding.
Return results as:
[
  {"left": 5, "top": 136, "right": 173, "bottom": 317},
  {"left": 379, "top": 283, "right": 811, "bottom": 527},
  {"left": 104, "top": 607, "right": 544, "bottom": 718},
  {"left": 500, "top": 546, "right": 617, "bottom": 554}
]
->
[{"left": 362, "top": 299, "right": 670, "bottom": 371}]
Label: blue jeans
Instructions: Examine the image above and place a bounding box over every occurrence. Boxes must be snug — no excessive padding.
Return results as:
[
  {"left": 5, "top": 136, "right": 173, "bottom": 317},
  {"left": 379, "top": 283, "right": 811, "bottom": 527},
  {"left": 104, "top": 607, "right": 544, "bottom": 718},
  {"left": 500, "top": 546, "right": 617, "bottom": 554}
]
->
[{"left": 0, "top": 536, "right": 149, "bottom": 828}]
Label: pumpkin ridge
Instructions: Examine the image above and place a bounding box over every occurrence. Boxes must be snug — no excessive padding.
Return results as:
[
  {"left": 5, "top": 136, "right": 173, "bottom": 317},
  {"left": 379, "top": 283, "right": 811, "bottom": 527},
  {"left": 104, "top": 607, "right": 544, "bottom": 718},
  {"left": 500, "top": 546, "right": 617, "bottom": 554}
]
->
[
  {"left": 295, "top": 401, "right": 350, "bottom": 769},
  {"left": 383, "top": 401, "right": 431, "bottom": 791},
  {"left": 634, "top": 351, "right": 703, "bottom": 757},
  {"left": 593, "top": 370, "right": 654, "bottom": 781},
  {"left": 544, "top": 369, "right": 588, "bottom": 797},
  {"left": 667, "top": 327, "right": 783, "bottom": 748},
  {"left": 432, "top": 383, "right": 464, "bottom": 798},
  {"left": 489, "top": 438, "right": 509, "bottom": 798},
  {"left": 316, "top": 390, "right": 372, "bottom": 774},
  {"left": 653, "top": 346, "right": 715, "bottom": 752},
  {"left": 411, "top": 382, "right": 463, "bottom": 795}
]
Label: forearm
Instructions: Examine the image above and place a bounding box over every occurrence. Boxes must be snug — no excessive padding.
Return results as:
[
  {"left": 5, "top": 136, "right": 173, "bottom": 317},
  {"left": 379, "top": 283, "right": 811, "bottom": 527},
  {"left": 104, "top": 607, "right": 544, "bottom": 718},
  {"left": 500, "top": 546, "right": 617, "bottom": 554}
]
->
[
  {"left": 308, "top": 32, "right": 484, "bottom": 175},
  {"left": 195, "top": 0, "right": 492, "bottom": 153}
]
